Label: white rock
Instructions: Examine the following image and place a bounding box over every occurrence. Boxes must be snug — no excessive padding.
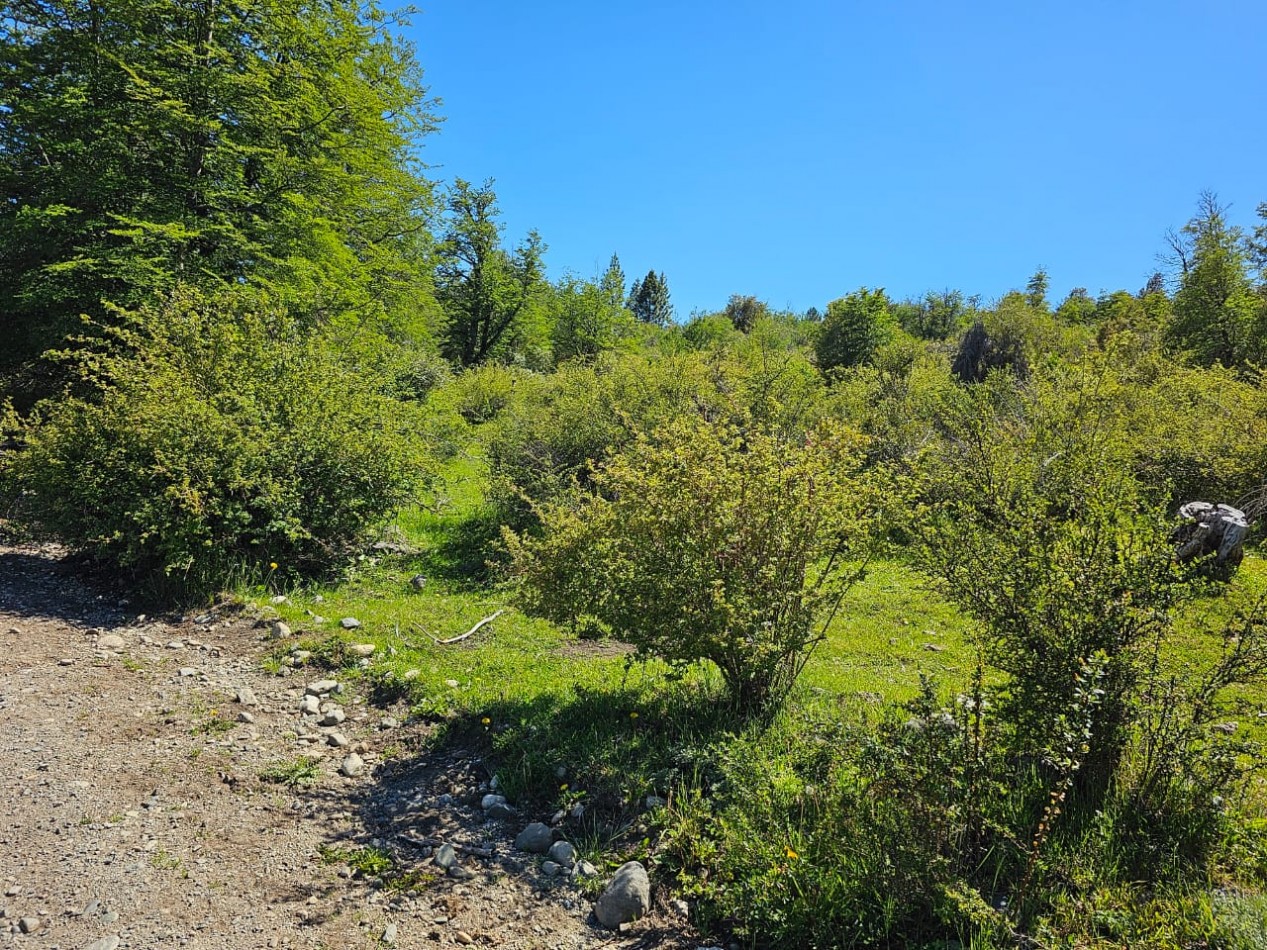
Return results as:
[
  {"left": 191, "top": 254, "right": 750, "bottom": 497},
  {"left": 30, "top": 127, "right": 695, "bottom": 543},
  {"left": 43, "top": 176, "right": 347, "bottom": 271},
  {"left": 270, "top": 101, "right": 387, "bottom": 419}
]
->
[
  {"left": 595, "top": 861, "right": 651, "bottom": 928},
  {"left": 98, "top": 634, "right": 126, "bottom": 650},
  {"left": 339, "top": 753, "right": 365, "bottom": 777},
  {"left": 340, "top": 617, "right": 361, "bottom": 630}
]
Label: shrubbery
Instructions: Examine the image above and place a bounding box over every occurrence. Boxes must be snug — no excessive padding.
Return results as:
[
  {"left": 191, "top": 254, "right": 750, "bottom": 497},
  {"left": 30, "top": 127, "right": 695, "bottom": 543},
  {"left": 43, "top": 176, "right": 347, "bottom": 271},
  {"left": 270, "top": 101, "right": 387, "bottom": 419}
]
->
[
  {"left": 0, "top": 289, "right": 431, "bottom": 598},
  {"left": 507, "top": 415, "right": 877, "bottom": 712}
]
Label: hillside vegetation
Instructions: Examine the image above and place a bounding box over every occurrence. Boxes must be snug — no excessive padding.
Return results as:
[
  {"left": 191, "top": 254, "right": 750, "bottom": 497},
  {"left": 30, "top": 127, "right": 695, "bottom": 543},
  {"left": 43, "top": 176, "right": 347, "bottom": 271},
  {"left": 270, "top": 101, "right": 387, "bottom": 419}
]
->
[{"left": 4, "top": 3, "right": 1267, "bottom": 947}]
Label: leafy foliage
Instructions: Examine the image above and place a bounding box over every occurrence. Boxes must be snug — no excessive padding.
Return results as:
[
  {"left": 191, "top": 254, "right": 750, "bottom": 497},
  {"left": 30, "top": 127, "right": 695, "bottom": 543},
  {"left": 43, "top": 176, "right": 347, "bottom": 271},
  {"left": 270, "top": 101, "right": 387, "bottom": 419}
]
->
[
  {"left": 814, "top": 287, "right": 893, "bottom": 373},
  {"left": 507, "top": 416, "right": 876, "bottom": 712},
  {"left": 1, "top": 289, "right": 430, "bottom": 598},
  {"left": 0, "top": 0, "right": 438, "bottom": 403}
]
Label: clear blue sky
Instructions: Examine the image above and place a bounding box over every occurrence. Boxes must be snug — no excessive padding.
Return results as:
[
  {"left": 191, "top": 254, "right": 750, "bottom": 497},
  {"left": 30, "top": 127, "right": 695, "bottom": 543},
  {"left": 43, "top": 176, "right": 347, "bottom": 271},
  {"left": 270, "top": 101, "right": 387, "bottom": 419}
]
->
[{"left": 405, "top": 1, "right": 1266, "bottom": 318}]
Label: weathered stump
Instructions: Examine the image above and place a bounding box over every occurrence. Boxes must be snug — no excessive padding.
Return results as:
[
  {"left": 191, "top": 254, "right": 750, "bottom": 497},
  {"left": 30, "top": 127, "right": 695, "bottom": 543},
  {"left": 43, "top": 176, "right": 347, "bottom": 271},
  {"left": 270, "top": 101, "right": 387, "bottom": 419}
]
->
[{"left": 1174, "top": 502, "right": 1249, "bottom": 568}]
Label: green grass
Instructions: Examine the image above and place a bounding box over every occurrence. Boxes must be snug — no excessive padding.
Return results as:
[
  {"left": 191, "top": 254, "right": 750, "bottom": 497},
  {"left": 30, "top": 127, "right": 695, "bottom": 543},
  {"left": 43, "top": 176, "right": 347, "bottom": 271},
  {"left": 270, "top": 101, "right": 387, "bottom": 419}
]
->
[{"left": 260, "top": 755, "right": 321, "bottom": 787}]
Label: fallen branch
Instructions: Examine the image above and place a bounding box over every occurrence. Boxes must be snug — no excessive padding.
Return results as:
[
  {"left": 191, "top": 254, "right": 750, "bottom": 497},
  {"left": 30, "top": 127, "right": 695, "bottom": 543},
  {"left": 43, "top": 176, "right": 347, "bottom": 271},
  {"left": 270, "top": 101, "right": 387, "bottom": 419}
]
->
[
  {"left": 398, "top": 833, "right": 495, "bottom": 858},
  {"left": 432, "top": 609, "right": 506, "bottom": 645}
]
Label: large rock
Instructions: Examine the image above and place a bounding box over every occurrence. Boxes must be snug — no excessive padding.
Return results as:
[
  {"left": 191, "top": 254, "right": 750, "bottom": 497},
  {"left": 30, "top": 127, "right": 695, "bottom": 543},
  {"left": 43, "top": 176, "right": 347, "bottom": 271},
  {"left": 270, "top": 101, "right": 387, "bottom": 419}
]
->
[
  {"left": 514, "top": 822, "right": 553, "bottom": 854},
  {"left": 594, "top": 861, "right": 651, "bottom": 928}
]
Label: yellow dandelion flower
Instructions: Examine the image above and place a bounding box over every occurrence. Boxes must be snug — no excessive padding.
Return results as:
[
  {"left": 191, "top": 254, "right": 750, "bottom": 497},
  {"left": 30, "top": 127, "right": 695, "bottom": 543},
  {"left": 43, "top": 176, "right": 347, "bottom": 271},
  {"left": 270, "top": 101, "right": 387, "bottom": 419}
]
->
[
  {"left": 269, "top": 562, "right": 278, "bottom": 570},
  {"left": 560, "top": 783, "right": 569, "bottom": 791},
  {"left": 785, "top": 846, "right": 798, "bottom": 859},
  {"left": 629, "top": 711, "right": 639, "bottom": 720},
  {"left": 480, "top": 716, "right": 491, "bottom": 726}
]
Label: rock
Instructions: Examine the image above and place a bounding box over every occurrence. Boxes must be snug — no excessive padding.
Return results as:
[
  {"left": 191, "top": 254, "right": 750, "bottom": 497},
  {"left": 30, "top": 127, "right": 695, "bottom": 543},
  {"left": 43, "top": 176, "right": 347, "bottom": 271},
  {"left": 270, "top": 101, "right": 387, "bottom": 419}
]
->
[
  {"left": 306, "top": 679, "right": 339, "bottom": 696},
  {"left": 327, "top": 732, "right": 349, "bottom": 748},
  {"left": 547, "top": 840, "right": 576, "bottom": 867},
  {"left": 444, "top": 679, "right": 459, "bottom": 688},
  {"left": 402, "top": 669, "right": 421, "bottom": 681},
  {"left": 481, "top": 793, "right": 507, "bottom": 812},
  {"left": 166, "top": 640, "right": 183, "bottom": 649},
  {"left": 455, "top": 932, "right": 475, "bottom": 946},
  {"left": 514, "top": 822, "right": 554, "bottom": 854},
  {"left": 923, "top": 643, "right": 946, "bottom": 652},
  {"left": 340, "top": 617, "right": 361, "bottom": 630},
  {"left": 541, "top": 860, "right": 561, "bottom": 877},
  {"left": 381, "top": 923, "right": 398, "bottom": 945},
  {"left": 19, "top": 917, "right": 39, "bottom": 933},
  {"left": 84, "top": 937, "right": 121, "bottom": 950},
  {"left": 380, "top": 717, "right": 399, "bottom": 729},
  {"left": 237, "top": 711, "right": 256, "bottom": 724},
  {"left": 576, "top": 860, "right": 598, "bottom": 878},
  {"left": 299, "top": 695, "right": 321, "bottom": 715},
  {"left": 98, "top": 633, "right": 125, "bottom": 650},
  {"left": 447, "top": 865, "right": 475, "bottom": 880},
  {"left": 349, "top": 643, "right": 376, "bottom": 657},
  {"left": 269, "top": 621, "right": 292, "bottom": 639},
  {"left": 1213, "top": 722, "right": 1239, "bottom": 735},
  {"left": 433, "top": 843, "right": 457, "bottom": 870},
  {"left": 644, "top": 794, "right": 666, "bottom": 809},
  {"left": 59, "top": 657, "right": 75, "bottom": 666},
  {"left": 486, "top": 802, "right": 515, "bottom": 819},
  {"left": 320, "top": 707, "right": 346, "bottom": 726},
  {"left": 179, "top": 667, "right": 197, "bottom": 677},
  {"left": 235, "top": 687, "right": 258, "bottom": 706},
  {"left": 670, "top": 898, "right": 690, "bottom": 919},
  {"left": 410, "top": 574, "right": 427, "bottom": 590},
  {"left": 594, "top": 861, "right": 651, "bottom": 928},
  {"left": 339, "top": 753, "right": 365, "bottom": 777}
]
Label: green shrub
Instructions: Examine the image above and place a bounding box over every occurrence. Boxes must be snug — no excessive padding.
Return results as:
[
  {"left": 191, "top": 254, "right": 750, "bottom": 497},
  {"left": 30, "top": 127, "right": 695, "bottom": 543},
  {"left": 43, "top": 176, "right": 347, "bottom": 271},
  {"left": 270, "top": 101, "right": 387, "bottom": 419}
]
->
[
  {"left": 431, "top": 362, "right": 534, "bottom": 425},
  {"left": 1, "top": 288, "right": 431, "bottom": 598},
  {"left": 507, "top": 416, "right": 877, "bottom": 712}
]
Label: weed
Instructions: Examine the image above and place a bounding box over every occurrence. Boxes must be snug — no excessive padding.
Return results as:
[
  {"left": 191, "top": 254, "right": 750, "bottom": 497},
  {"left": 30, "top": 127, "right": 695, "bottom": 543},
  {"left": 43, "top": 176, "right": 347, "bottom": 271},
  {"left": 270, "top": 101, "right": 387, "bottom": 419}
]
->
[{"left": 260, "top": 756, "right": 321, "bottom": 787}]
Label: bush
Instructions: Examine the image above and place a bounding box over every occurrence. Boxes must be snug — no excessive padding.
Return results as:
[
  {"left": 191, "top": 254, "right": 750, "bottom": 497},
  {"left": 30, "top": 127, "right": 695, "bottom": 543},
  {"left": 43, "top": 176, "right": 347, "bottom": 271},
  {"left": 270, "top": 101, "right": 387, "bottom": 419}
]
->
[
  {"left": 1, "top": 289, "right": 431, "bottom": 598},
  {"left": 507, "top": 416, "right": 876, "bottom": 712}
]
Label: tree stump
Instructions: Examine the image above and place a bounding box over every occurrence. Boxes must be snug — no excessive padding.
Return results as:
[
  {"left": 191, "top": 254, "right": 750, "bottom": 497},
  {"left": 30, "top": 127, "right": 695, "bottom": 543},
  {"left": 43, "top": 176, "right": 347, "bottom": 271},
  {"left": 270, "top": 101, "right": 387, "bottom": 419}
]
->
[{"left": 1174, "top": 502, "right": 1249, "bottom": 568}]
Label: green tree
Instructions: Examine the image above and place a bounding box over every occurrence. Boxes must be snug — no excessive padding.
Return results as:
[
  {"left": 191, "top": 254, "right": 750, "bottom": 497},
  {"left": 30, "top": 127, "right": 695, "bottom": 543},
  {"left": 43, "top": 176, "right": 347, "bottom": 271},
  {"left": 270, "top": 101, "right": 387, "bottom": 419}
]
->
[
  {"left": 549, "top": 275, "right": 634, "bottom": 363},
  {"left": 628, "top": 269, "right": 672, "bottom": 326},
  {"left": 1166, "top": 193, "right": 1262, "bottom": 366},
  {"left": 598, "top": 253, "right": 626, "bottom": 308},
  {"left": 435, "top": 179, "right": 545, "bottom": 366},
  {"left": 1054, "top": 287, "right": 1097, "bottom": 324},
  {"left": 0, "top": 0, "right": 438, "bottom": 402},
  {"left": 1025, "top": 268, "right": 1050, "bottom": 311},
  {"left": 897, "top": 289, "right": 968, "bottom": 340},
  {"left": 815, "top": 288, "right": 893, "bottom": 373}
]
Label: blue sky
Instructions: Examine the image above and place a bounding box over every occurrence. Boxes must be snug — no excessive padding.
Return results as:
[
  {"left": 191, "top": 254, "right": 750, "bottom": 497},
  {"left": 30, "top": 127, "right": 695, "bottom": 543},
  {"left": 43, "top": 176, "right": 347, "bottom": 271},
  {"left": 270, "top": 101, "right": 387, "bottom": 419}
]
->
[{"left": 405, "top": 1, "right": 1266, "bottom": 318}]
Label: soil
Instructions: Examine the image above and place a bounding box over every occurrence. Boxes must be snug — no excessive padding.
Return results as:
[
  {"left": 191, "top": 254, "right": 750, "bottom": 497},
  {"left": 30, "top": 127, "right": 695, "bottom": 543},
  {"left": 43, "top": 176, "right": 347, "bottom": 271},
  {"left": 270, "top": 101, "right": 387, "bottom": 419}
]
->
[{"left": 0, "top": 542, "right": 696, "bottom": 950}]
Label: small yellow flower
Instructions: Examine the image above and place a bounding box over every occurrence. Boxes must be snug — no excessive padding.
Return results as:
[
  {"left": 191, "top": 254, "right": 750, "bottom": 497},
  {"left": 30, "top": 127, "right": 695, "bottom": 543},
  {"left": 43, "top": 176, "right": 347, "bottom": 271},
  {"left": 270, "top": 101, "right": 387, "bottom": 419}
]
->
[
  {"left": 480, "top": 717, "right": 491, "bottom": 726},
  {"left": 560, "top": 783, "right": 569, "bottom": 791},
  {"left": 269, "top": 562, "right": 278, "bottom": 570},
  {"left": 785, "top": 846, "right": 798, "bottom": 860},
  {"left": 629, "top": 711, "right": 639, "bottom": 720}
]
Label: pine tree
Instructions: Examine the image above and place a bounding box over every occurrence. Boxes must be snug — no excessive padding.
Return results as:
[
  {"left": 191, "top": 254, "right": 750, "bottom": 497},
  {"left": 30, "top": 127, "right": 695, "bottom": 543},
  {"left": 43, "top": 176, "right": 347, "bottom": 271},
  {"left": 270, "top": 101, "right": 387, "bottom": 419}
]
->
[
  {"left": 1025, "top": 267, "right": 1050, "bottom": 311},
  {"left": 599, "top": 254, "right": 626, "bottom": 309},
  {"left": 629, "top": 270, "right": 672, "bottom": 326}
]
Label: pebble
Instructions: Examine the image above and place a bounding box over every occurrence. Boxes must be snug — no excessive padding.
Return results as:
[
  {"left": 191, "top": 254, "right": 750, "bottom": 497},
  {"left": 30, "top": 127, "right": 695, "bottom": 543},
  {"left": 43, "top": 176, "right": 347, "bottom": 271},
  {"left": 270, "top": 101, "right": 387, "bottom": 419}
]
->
[
  {"left": 320, "top": 708, "right": 346, "bottom": 726},
  {"left": 179, "top": 667, "right": 197, "bottom": 677},
  {"left": 645, "top": 794, "right": 666, "bottom": 809},
  {"left": 269, "top": 621, "right": 291, "bottom": 639},
  {"left": 339, "top": 753, "right": 365, "bottom": 777},
  {"left": 327, "top": 732, "right": 349, "bottom": 748},
  {"left": 595, "top": 861, "right": 651, "bottom": 928},
  {"left": 410, "top": 574, "right": 427, "bottom": 590},
  {"left": 237, "top": 711, "right": 256, "bottom": 724},
  {"left": 59, "top": 658, "right": 75, "bottom": 666},
  {"left": 548, "top": 840, "right": 576, "bottom": 866},
  {"left": 514, "top": 822, "right": 553, "bottom": 854},
  {"left": 349, "top": 643, "right": 376, "bottom": 657},
  {"left": 433, "top": 843, "right": 457, "bottom": 870},
  {"left": 18, "top": 917, "right": 39, "bottom": 933},
  {"left": 306, "top": 679, "right": 339, "bottom": 696},
  {"left": 481, "top": 793, "right": 507, "bottom": 811},
  {"left": 299, "top": 695, "right": 321, "bottom": 716},
  {"left": 444, "top": 679, "right": 459, "bottom": 688},
  {"left": 235, "top": 687, "right": 258, "bottom": 706},
  {"left": 166, "top": 641, "right": 183, "bottom": 649},
  {"left": 402, "top": 669, "right": 421, "bottom": 680},
  {"left": 382, "top": 923, "right": 398, "bottom": 945},
  {"left": 340, "top": 617, "right": 361, "bottom": 630},
  {"left": 541, "top": 860, "right": 561, "bottom": 877},
  {"left": 98, "top": 633, "right": 126, "bottom": 650},
  {"left": 455, "top": 931, "right": 475, "bottom": 945},
  {"left": 380, "top": 717, "right": 399, "bottom": 729},
  {"left": 84, "top": 938, "right": 121, "bottom": 950}
]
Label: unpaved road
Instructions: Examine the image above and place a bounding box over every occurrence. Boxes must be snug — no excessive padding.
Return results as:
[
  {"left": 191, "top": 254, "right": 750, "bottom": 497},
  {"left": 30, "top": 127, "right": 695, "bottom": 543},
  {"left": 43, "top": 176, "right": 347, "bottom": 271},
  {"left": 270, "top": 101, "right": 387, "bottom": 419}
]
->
[{"left": 0, "top": 542, "right": 690, "bottom": 950}]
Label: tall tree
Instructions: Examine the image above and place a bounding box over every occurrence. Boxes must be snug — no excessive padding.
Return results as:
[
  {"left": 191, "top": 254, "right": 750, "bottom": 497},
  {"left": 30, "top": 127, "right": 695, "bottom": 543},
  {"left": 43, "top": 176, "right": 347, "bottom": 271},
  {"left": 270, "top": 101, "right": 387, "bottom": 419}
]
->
[
  {"left": 1025, "top": 267, "right": 1050, "bottom": 311},
  {"left": 629, "top": 270, "right": 672, "bottom": 326},
  {"left": 815, "top": 288, "right": 892, "bottom": 373},
  {"left": 598, "top": 253, "right": 626, "bottom": 309},
  {"left": 723, "top": 294, "right": 769, "bottom": 333},
  {"left": 435, "top": 179, "right": 544, "bottom": 367},
  {"left": 1166, "top": 192, "right": 1262, "bottom": 366},
  {"left": 0, "top": 0, "right": 438, "bottom": 400}
]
